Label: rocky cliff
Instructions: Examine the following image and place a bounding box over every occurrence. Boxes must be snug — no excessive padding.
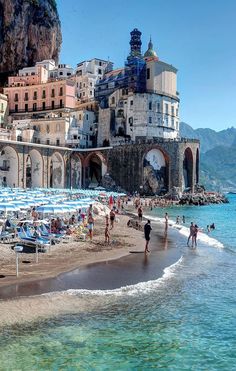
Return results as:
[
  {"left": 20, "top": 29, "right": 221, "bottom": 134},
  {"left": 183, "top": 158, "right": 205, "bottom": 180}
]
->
[{"left": 0, "top": 0, "right": 62, "bottom": 85}]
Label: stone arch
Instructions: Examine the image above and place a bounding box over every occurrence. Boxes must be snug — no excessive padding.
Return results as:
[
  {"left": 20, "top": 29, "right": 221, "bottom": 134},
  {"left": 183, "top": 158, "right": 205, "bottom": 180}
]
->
[
  {"left": 49, "top": 152, "right": 65, "bottom": 188},
  {"left": 142, "top": 147, "right": 169, "bottom": 195},
  {"left": 84, "top": 152, "right": 107, "bottom": 188},
  {"left": 196, "top": 148, "right": 200, "bottom": 184},
  {"left": 66, "top": 153, "right": 83, "bottom": 189},
  {"left": 0, "top": 146, "right": 19, "bottom": 187},
  {"left": 25, "top": 149, "right": 44, "bottom": 188},
  {"left": 183, "top": 147, "right": 193, "bottom": 190}
]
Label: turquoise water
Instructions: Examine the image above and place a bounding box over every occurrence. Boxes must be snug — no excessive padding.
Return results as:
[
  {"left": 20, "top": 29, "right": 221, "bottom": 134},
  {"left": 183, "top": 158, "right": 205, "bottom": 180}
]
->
[{"left": 1, "top": 195, "right": 236, "bottom": 370}]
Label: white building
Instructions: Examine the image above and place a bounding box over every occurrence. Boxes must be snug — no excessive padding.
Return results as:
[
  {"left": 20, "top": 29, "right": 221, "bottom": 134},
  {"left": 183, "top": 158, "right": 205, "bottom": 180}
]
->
[
  {"left": 66, "top": 110, "right": 97, "bottom": 148},
  {"left": 97, "top": 38, "right": 180, "bottom": 146},
  {"left": 0, "top": 93, "right": 8, "bottom": 128},
  {"left": 75, "top": 58, "right": 113, "bottom": 102}
]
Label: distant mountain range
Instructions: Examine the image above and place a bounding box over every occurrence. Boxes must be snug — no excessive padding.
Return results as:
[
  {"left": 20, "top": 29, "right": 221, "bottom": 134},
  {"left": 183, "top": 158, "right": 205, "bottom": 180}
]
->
[{"left": 180, "top": 122, "right": 236, "bottom": 191}]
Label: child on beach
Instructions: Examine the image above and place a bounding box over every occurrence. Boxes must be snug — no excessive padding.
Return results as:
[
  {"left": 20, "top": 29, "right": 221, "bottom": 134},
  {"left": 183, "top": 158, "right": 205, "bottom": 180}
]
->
[{"left": 105, "top": 223, "right": 110, "bottom": 244}]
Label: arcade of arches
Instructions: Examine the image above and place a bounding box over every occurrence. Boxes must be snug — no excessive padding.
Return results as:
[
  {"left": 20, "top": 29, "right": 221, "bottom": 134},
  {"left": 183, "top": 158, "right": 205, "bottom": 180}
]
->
[{"left": 0, "top": 140, "right": 200, "bottom": 194}]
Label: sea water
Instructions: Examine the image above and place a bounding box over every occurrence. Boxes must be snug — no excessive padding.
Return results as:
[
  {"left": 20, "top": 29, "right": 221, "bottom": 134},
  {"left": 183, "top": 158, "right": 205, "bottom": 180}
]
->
[{"left": 1, "top": 195, "right": 236, "bottom": 370}]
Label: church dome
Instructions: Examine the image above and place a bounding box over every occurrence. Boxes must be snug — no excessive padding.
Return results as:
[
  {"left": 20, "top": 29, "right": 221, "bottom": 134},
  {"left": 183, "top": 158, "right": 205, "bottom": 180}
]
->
[{"left": 144, "top": 38, "right": 158, "bottom": 59}]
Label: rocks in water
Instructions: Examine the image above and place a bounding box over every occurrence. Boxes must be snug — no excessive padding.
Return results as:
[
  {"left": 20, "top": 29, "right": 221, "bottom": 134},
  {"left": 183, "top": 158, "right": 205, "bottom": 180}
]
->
[
  {"left": 179, "top": 192, "right": 229, "bottom": 206},
  {"left": 0, "top": 0, "right": 62, "bottom": 84}
]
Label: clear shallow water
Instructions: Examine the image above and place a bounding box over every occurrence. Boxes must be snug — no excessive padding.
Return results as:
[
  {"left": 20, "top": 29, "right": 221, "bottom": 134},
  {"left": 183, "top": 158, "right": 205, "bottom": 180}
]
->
[{"left": 1, "top": 195, "right": 236, "bottom": 370}]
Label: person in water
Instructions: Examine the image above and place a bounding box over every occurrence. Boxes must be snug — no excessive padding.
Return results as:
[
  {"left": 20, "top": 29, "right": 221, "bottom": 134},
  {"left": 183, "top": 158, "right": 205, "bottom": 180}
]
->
[{"left": 144, "top": 220, "right": 152, "bottom": 253}]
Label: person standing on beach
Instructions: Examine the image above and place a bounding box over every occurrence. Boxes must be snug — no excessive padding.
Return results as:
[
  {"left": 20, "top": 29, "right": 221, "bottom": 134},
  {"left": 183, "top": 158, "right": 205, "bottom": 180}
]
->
[
  {"left": 138, "top": 205, "right": 143, "bottom": 221},
  {"left": 144, "top": 220, "right": 152, "bottom": 253},
  {"left": 192, "top": 224, "right": 199, "bottom": 248},
  {"left": 105, "top": 223, "right": 110, "bottom": 244},
  {"left": 109, "top": 209, "right": 115, "bottom": 229},
  {"left": 165, "top": 213, "right": 169, "bottom": 226},
  {"left": 187, "top": 222, "right": 195, "bottom": 246},
  {"left": 87, "top": 212, "right": 94, "bottom": 241}
]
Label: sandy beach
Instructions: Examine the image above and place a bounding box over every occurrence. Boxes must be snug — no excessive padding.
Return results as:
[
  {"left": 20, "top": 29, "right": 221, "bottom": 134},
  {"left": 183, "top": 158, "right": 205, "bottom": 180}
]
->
[{"left": 0, "top": 205, "right": 182, "bottom": 301}]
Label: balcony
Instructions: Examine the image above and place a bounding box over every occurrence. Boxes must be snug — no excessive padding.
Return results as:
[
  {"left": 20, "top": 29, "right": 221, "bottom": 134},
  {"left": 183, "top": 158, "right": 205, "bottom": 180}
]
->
[{"left": 9, "top": 103, "right": 65, "bottom": 114}]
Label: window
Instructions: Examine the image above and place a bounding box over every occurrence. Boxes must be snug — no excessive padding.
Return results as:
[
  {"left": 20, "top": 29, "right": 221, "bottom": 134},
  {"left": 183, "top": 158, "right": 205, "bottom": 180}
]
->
[
  {"left": 42, "top": 102, "right": 46, "bottom": 110},
  {"left": 42, "top": 90, "right": 46, "bottom": 99},
  {"left": 25, "top": 104, "right": 28, "bottom": 112},
  {"left": 24, "top": 92, "right": 28, "bottom": 101},
  {"left": 165, "top": 116, "right": 168, "bottom": 126},
  {"left": 46, "top": 139, "right": 50, "bottom": 145},
  {"left": 86, "top": 114, "right": 89, "bottom": 120},
  {"left": 73, "top": 135, "right": 77, "bottom": 140},
  {"left": 83, "top": 83, "right": 86, "bottom": 88},
  {"left": 149, "top": 117, "right": 152, "bottom": 124},
  {"left": 147, "top": 68, "right": 150, "bottom": 79},
  {"left": 171, "top": 106, "right": 174, "bottom": 116},
  {"left": 67, "top": 72, "right": 71, "bottom": 76},
  {"left": 130, "top": 100, "right": 133, "bottom": 107},
  {"left": 15, "top": 104, "right": 18, "bottom": 113},
  {"left": 14, "top": 93, "right": 18, "bottom": 102},
  {"left": 51, "top": 89, "right": 55, "bottom": 98},
  {"left": 129, "top": 117, "right": 133, "bottom": 126},
  {"left": 157, "top": 102, "right": 160, "bottom": 112},
  {"left": 17, "top": 135, "right": 22, "bottom": 141},
  {"left": 59, "top": 72, "right": 63, "bottom": 76},
  {"left": 149, "top": 102, "right": 152, "bottom": 110},
  {"left": 98, "top": 69, "right": 102, "bottom": 74},
  {"left": 79, "top": 82, "right": 82, "bottom": 89},
  {"left": 83, "top": 92, "right": 85, "bottom": 96},
  {"left": 60, "top": 99, "right": 63, "bottom": 108},
  {"left": 90, "top": 82, "right": 93, "bottom": 86},
  {"left": 51, "top": 101, "right": 55, "bottom": 109},
  {"left": 111, "top": 96, "right": 115, "bottom": 104},
  {"left": 172, "top": 118, "right": 174, "bottom": 127},
  {"left": 56, "top": 139, "right": 60, "bottom": 146},
  {"left": 33, "top": 91, "right": 37, "bottom": 100},
  {"left": 90, "top": 91, "right": 93, "bottom": 96},
  {"left": 158, "top": 118, "right": 161, "bottom": 125},
  {"left": 99, "top": 61, "right": 102, "bottom": 66},
  {"left": 59, "top": 87, "right": 63, "bottom": 96},
  {"left": 165, "top": 103, "right": 168, "bottom": 114},
  {"left": 33, "top": 103, "right": 37, "bottom": 111},
  {"left": 176, "top": 108, "right": 179, "bottom": 117},
  {"left": 46, "top": 125, "right": 50, "bottom": 133},
  {"left": 79, "top": 114, "right": 82, "bottom": 120}
]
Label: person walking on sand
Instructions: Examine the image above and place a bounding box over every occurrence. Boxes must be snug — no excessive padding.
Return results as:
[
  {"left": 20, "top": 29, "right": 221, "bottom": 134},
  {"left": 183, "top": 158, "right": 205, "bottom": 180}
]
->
[
  {"left": 187, "top": 222, "right": 195, "bottom": 246},
  {"left": 109, "top": 209, "right": 115, "bottom": 229},
  {"left": 192, "top": 224, "right": 199, "bottom": 248},
  {"left": 87, "top": 212, "right": 94, "bottom": 241},
  {"left": 144, "top": 220, "right": 152, "bottom": 253},
  {"left": 105, "top": 223, "right": 110, "bottom": 244}
]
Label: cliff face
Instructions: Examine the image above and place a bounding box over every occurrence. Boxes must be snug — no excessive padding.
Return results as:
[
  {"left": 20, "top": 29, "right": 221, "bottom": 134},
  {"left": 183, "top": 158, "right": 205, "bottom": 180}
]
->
[{"left": 0, "top": 0, "right": 62, "bottom": 83}]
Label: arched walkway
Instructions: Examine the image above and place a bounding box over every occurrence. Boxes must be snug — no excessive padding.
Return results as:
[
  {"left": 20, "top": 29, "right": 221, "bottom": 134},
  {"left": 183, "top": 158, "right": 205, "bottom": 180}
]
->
[
  {"left": 69, "top": 154, "right": 82, "bottom": 189},
  {"left": 183, "top": 147, "right": 193, "bottom": 190},
  {"left": 84, "top": 152, "right": 107, "bottom": 188},
  {"left": 0, "top": 146, "right": 19, "bottom": 187},
  {"left": 25, "top": 150, "right": 43, "bottom": 188},
  {"left": 143, "top": 148, "right": 168, "bottom": 194},
  {"left": 49, "top": 152, "right": 65, "bottom": 188}
]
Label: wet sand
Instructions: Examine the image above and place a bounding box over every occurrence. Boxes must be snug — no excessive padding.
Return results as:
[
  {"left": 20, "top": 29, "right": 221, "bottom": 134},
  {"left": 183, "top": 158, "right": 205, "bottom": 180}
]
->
[{"left": 0, "top": 212, "right": 182, "bottom": 300}]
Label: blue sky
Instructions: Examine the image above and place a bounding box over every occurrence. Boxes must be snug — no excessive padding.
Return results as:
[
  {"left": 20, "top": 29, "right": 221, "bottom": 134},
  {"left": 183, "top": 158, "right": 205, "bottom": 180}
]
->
[{"left": 57, "top": 0, "right": 236, "bottom": 131}]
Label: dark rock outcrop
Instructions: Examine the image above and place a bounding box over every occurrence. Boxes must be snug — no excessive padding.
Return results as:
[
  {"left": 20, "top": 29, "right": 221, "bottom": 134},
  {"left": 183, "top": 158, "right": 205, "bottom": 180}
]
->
[
  {"left": 179, "top": 192, "right": 229, "bottom": 206},
  {"left": 0, "top": 0, "right": 62, "bottom": 85}
]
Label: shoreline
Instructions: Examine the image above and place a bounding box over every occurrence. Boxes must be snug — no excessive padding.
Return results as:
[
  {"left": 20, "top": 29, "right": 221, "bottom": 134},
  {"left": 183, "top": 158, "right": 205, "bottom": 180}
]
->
[{"left": 0, "top": 209, "right": 182, "bottom": 301}]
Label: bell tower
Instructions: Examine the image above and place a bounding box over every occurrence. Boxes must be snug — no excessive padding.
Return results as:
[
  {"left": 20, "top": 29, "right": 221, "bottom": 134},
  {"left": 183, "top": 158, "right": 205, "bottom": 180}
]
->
[{"left": 128, "top": 28, "right": 142, "bottom": 59}]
